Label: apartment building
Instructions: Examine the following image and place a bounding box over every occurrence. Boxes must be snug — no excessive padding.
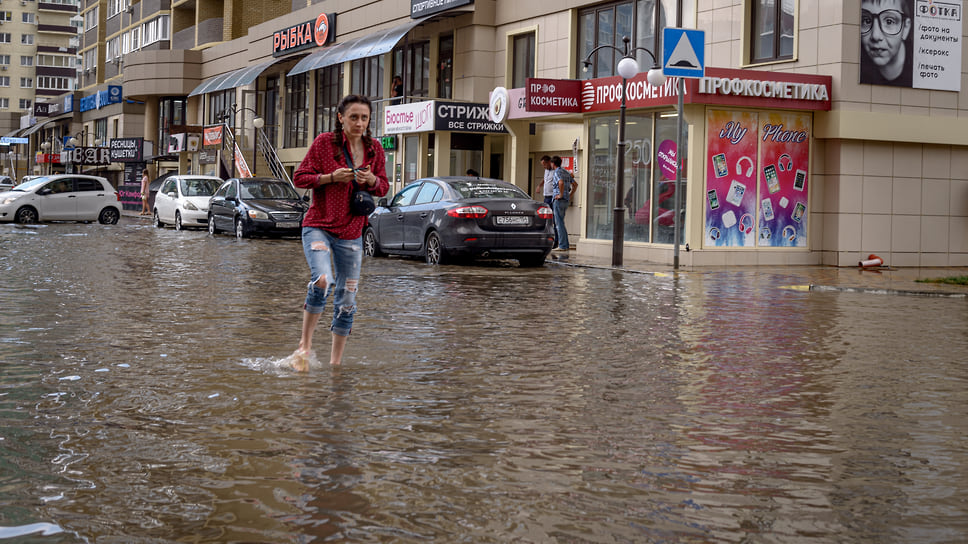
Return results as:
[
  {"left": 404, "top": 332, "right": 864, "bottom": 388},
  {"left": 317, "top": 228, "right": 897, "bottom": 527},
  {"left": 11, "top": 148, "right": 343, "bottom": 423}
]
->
[{"left": 0, "top": 0, "right": 79, "bottom": 178}]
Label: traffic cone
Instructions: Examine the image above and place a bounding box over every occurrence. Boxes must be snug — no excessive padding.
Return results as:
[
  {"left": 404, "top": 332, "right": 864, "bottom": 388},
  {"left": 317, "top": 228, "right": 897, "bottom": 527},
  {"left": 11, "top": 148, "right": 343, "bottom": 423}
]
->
[{"left": 859, "top": 254, "right": 883, "bottom": 267}]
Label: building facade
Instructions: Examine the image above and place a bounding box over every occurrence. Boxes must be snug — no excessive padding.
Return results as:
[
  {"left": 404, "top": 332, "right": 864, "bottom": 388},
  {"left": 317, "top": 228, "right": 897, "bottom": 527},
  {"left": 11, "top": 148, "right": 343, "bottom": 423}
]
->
[{"left": 14, "top": 0, "right": 968, "bottom": 267}]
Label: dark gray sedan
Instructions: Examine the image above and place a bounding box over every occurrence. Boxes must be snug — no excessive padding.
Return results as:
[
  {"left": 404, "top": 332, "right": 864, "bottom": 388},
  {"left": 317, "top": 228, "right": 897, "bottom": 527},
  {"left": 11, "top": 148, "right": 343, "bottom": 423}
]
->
[
  {"left": 207, "top": 177, "right": 308, "bottom": 238},
  {"left": 363, "top": 176, "right": 554, "bottom": 266}
]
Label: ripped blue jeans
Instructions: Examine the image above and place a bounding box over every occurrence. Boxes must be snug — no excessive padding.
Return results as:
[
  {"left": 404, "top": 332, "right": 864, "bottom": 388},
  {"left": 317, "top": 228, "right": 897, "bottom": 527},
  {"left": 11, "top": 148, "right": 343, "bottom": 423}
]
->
[{"left": 301, "top": 227, "right": 363, "bottom": 337}]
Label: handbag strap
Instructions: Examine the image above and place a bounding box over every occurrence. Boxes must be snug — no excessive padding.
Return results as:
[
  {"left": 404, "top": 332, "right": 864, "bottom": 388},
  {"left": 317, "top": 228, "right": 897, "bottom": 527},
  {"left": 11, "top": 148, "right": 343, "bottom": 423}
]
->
[{"left": 342, "top": 140, "right": 365, "bottom": 192}]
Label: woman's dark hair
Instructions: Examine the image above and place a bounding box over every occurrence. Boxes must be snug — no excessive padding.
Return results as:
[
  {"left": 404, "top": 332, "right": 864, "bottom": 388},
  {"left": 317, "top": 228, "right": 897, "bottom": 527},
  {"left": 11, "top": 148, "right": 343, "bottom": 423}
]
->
[{"left": 333, "top": 94, "right": 375, "bottom": 162}]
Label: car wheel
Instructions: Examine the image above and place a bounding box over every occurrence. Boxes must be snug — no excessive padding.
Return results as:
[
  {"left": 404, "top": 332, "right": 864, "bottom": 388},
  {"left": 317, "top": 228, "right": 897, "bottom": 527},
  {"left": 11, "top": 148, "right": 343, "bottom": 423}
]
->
[
  {"left": 235, "top": 217, "right": 248, "bottom": 239},
  {"left": 425, "top": 231, "right": 448, "bottom": 265},
  {"left": 174, "top": 211, "right": 183, "bottom": 231},
  {"left": 14, "top": 206, "right": 38, "bottom": 224},
  {"left": 208, "top": 214, "right": 219, "bottom": 235},
  {"left": 363, "top": 227, "right": 383, "bottom": 257},
  {"left": 518, "top": 254, "right": 547, "bottom": 268},
  {"left": 98, "top": 207, "right": 120, "bottom": 225},
  {"left": 153, "top": 209, "right": 164, "bottom": 228}
]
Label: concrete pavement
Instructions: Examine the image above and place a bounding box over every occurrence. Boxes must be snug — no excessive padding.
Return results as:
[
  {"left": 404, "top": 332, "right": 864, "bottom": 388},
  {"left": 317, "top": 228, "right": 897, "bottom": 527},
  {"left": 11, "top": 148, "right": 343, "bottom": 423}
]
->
[{"left": 548, "top": 250, "right": 968, "bottom": 298}]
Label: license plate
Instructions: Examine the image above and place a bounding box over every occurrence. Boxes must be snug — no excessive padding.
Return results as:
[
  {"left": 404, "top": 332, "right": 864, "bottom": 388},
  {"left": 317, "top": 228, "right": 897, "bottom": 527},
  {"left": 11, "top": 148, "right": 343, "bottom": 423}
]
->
[
  {"left": 276, "top": 221, "right": 300, "bottom": 229},
  {"left": 496, "top": 216, "right": 529, "bottom": 225}
]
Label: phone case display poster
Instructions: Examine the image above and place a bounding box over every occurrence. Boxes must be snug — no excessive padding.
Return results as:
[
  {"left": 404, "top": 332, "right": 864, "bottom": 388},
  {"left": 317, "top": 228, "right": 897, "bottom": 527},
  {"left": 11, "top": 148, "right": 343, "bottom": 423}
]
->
[
  {"left": 705, "top": 110, "right": 759, "bottom": 247},
  {"left": 704, "top": 110, "right": 811, "bottom": 247},
  {"left": 758, "top": 111, "right": 810, "bottom": 247}
]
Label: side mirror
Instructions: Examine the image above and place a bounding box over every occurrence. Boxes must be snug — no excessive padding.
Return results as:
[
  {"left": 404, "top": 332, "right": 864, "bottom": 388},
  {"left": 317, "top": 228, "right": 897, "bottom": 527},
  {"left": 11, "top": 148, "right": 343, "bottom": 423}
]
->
[
  {"left": 378, "top": 198, "right": 388, "bottom": 208},
  {"left": 37, "top": 188, "right": 51, "bottom": 196},
  {"left": 167, "top": 192, "right": 176, "bottom": 198}
]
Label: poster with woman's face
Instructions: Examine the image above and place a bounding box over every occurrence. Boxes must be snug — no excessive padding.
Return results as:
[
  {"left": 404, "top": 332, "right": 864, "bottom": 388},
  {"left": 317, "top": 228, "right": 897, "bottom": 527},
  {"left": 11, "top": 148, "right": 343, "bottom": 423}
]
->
[{"left": 860, "top": 0, "right": 963, "bottom": 91}]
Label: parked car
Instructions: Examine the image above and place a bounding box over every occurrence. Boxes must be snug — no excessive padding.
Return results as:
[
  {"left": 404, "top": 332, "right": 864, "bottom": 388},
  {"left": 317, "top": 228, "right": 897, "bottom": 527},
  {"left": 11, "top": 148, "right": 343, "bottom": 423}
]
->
[
  {"left": 153, "top": 175, "right": 223, "bottom": 230},
  {"left": 363, "top": 176, "right": 554, "bottom": 267},
  {"left": 0, "top": 176, "right": 13, "bottom": 191},
  {"left": 0, "top": 174, "right": 121, "bottom": 224},
  {"left": 207, "top": 177, "right": 309, "bottom": 238}
]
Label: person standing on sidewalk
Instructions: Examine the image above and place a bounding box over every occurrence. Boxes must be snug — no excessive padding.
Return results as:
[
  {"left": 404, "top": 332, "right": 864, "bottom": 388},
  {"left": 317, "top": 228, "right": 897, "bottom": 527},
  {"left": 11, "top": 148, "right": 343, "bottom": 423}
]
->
[
  {"left": 551, "top": 155, "right": 577, "bottom": 251},
  {"left": 289, "top": 94, "right": 389, "bottom": 370},
  {"left": 139, "top": 168, "right": 151, "bottom": 215},
  {"left": 540, "top": 155, "right": 556, "bottom": 246}
]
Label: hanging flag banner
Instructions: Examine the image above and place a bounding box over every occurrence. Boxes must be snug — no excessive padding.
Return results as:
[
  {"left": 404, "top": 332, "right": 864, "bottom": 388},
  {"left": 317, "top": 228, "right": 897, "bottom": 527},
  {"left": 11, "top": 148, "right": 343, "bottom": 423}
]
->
[{"left": 234, "top": 143, "right": 253, "bottom": 178}]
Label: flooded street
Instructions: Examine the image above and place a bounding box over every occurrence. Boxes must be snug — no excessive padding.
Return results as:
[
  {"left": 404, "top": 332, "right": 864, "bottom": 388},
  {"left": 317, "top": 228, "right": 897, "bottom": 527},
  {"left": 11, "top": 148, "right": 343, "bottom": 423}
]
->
[{"left": 2, "top": 219, "right": 967, "bottom": 543}]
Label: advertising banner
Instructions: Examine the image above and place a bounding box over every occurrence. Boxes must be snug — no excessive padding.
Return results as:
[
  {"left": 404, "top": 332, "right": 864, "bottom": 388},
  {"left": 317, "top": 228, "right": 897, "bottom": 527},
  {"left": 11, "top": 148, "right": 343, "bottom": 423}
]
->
[
  {"left": 705, "top": 110, "right": 759, "bottom": 247},
  {"left": 203, "top": 126, "right": 223, "bottom": 146},
  {"left": 384, "top": 101, "right": 435, "bottom": 134},
  {"left": 109, "top": 138, "right": 144, "bottom": 163},
  {"left": 234, "top": 143, "right": 253, "bottom": 178},
  {"left": 757, "top": 111, "right": 811, "bottom": 247}
]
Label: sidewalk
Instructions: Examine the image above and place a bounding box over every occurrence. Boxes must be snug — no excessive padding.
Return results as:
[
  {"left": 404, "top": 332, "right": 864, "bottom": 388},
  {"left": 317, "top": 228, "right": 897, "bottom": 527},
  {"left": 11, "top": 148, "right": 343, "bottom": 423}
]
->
[{"left": 547, "top": 251, "right": 968, "bottom": 298}]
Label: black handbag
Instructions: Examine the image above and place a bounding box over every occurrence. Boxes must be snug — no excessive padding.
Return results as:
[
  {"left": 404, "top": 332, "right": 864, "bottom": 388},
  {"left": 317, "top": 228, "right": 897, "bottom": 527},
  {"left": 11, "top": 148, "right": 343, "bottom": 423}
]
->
[
  {"left": 350, "top": 181, "right": 376, "bottom": 216},
  {"left": 343, "top": 141, "right": 376, "bottom": 216}
]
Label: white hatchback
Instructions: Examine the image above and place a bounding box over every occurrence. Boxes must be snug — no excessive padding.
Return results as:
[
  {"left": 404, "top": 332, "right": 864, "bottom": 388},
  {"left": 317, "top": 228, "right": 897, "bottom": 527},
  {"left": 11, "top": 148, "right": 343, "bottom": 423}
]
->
[
  {"left": 0, "top": 174, "right": 121, "bottom": 224},
  {"left": 153, "top": 175, "right": 223, "bottom": 230}
]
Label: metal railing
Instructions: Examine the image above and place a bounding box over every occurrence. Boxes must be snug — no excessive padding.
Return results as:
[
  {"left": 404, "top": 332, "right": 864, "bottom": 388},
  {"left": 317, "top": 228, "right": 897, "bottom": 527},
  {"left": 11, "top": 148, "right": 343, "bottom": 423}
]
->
[{"left": 254, "top": 125, "right": 291, "bottom": 186}]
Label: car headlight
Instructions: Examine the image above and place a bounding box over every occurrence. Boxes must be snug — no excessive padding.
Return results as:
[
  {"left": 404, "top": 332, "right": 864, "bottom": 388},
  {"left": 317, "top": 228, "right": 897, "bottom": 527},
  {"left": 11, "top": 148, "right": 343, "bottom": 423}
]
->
[
  {"left": 2, "top": 196, "right": 21, "bottom": 206},
  {"left": 183, "top": 201, "right": 199, "bottom": 211},
  {"left": 247, "top": 209, "right": 268, "bottom": 220}
]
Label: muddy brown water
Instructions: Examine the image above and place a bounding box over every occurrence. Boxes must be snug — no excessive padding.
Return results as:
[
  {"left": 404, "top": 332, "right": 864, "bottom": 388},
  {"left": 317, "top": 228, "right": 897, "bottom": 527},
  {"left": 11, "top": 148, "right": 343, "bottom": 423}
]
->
[{"left": 1, "top": 219, "right": 967, "bottom": 542}]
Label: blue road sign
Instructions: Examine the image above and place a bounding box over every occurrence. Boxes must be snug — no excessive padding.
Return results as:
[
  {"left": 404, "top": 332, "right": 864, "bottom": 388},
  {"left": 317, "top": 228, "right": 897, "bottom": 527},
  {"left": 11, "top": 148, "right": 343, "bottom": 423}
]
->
[{"left": 662, "top": 28, "right": 705, "bottom": 78}]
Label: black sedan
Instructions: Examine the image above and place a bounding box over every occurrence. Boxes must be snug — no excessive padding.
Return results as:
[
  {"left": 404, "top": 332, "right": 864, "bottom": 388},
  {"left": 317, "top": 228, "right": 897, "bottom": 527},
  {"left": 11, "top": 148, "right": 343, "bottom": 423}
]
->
[
  {"left": 208, "top": 177, "right": 309, "bottom": 238},
  {"left": 363, "top": 176, "right": 554, "bottom": 266}
]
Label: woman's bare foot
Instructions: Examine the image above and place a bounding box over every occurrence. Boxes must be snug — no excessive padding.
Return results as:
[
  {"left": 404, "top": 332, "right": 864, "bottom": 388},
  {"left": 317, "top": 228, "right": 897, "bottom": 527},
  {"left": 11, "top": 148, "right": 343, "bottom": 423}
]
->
[{"left": 290, "top": 348, "right": 311, "bottom": 372}]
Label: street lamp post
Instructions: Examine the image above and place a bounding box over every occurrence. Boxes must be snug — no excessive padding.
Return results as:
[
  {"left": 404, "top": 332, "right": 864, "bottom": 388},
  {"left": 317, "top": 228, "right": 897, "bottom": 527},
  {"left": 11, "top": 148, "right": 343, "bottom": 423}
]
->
[
  {"left": 583, "top": 36, "right": 666, "bottom": 267},
  {"left": 40, "top": 141, "right": 52, "bottom": 175}
]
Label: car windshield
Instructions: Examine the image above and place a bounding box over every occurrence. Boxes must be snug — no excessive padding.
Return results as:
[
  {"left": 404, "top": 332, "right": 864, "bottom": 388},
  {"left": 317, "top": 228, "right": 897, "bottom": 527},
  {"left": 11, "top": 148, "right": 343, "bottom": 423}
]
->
[
  {"left": 179, "top": 178, "right": 219, "bottom": 197},
  {"left": 12, "top": 176, "right": 51, "bottom": 191},
  {"left": 449, "top": 180, "right": 529, "bottom": 200},
  {"left": 240, "top": 180, "right": 299, "bottom": 200}
]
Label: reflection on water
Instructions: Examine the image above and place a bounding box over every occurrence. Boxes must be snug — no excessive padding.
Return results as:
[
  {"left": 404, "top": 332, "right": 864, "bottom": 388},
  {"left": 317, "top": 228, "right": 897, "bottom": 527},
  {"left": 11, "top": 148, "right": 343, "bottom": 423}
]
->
[{"left": 1, "top": 220, "right": 967, "bottom": 542}]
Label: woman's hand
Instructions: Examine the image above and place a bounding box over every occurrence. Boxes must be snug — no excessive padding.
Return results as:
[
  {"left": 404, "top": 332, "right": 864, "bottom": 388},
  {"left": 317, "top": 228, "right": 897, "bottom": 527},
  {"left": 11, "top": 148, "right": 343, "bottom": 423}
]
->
[{"left": 353, "top": 166, "right": 376, "bottom": 187}]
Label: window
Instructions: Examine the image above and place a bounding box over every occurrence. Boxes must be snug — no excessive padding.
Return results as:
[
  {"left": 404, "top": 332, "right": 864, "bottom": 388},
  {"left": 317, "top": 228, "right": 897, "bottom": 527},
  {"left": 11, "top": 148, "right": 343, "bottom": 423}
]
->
[
  {"left": 107, "top": 0, "right": 125, "bottom": 18},
  {"left": 284, "top": 72, "right": 309, "bottom": 148},
  {"left": 396, "top": 41, "right": 430, "bottom": 98},
  {"left": 21, "top": 56, "right": 34, "bottom": 67},
  {"left": 84, "top": 7, "right": 98, "bottom": 30},
  {"left": 123, "top": 28, "right": 140, "bottom": 54},
  {"left": 158, "top": 97, "right": 187, "bottom": 157},
  {"left": 0, "top": 13, "right": 12, "bottom": 23},
  {"left": 207, "top": 90, "right": 234, "bottom": 125},
  {"left": 22, "top": 13, "right": 36, "bottom": 24},
  {"left": 511, "top": 32, "right": 535, "bottom": 88},
  {"left": 314, "top": 64, "right": 342, "bottom": 136},
  {"left": 21, "top": 34, "right": 34, "bottom": 45},
  {"left": 578, "top": 0, "right": 671, "bottom": 79},
  {"left": 143, "top": 16, "right": 170, "bottom": 46},
  {"left": 20, "top": 77, "right": 33, "bottom": 88},
  {"left": 0, "top": 55, "right": 9, "bottom": 66},
  {"left": 0, "top": 98, "right": 8, "bottom": 109},
  {"left": 38, "top": 54, "right": 75, "bottom": 68},
  {"left": 438, "top": 33, "right": 453, "bottom": 99},
  {"left": 750, "top": 0, "right": 795, "bottom": 63},
  {"left": 0, "top": 34, "right": 11, "bottom": 44},
  {"left": 83, "top": 49, "right": 97, "bottom": 73},
  {"left": 0, "top": 76, "right": 9, "bottom": 87},
  {"left": 38, "top": 76, "right": 73, "bottom": 91},
  {"left": 350, "top": 56, "right": 383, "bottom": 100},
  {"left": 19, "top": 98, "right": 32, "bottom": 111},
  {"left": 107, "top": 37, "right": 120, "bottom": 61}
]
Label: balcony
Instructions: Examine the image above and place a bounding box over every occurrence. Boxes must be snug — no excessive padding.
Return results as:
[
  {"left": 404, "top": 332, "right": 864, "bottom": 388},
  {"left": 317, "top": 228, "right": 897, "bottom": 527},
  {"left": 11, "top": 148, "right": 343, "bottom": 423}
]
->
[
  {"left": 38, "top": 24, "right": 79, "bottom": 35},
  {"left": 39, "top": 2, "right": 79, "bottom": 14}
]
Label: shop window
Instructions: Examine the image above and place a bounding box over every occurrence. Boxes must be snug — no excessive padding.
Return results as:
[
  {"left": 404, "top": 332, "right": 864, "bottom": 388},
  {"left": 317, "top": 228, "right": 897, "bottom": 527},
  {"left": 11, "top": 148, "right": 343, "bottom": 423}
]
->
[
  {"left": 510, "top": 31, "right": 535, "bottom": 88},
  {"left": 263, "top": 76, "right": 280, "bottom": 145},
  {"left": 750, "top": 0, "right": 795, "bottom": 63},
  {"left": 351, "top": 56, "right": 383, "bottom": 100},
  {"left": 208, "top": 90, "right": 234, "bottom": 126},
  {"left": 586, "top": 110, "right": 685, "bottom": 245},
  {"left": 285, "top": 72, "right": 309, "bottom": 149},
  {"left": 438, "top": 33, "right": 453, "bottom": 99},
  {"left": 159, "top": 96, "right": 186, "bottom": 156},
  {"left": 395, "top": 41, "right": 430, "bottom": 99},
  {"left": 314, "top": 65, "right": 342, "bottom": 137},
  {"left": 578, "top": 0, "right": 670, "bottom": 80}
]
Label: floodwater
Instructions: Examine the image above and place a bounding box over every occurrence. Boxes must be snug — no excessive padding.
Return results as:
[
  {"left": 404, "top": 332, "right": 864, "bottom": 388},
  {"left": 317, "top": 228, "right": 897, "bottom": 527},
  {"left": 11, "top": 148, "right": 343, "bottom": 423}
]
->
[{"left": 1, "top": 219, "right": 967, "bottom": 543}]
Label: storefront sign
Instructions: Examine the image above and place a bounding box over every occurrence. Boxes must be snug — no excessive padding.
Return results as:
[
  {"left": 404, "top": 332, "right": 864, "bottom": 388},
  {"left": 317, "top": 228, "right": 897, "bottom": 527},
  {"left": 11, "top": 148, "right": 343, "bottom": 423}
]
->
[
  {"left": 411, "top": 0, "right": 473, "bottom": 19},
  {"left": 1, "top": 137, "right": 29, "bottom": 145},
  {"left": 33, "top": 103, "right": 51, "bottom": 117},
  {"left": 523, "top": 68, "right": 831, "bottom": 117},
  {"left": 109, "top": 138, "right": 144, "bottom": 163},
  {"left": 525, "top": 78, "right": 582, "bottom": 113},
  {"left": 64, "top": 147, "right": 111, "bottom": 166},
  {"left": 35, "top": 153, "right": 60, "bottom": 164},
  {"left": 198, "top": 149, "right": 217, "bottom": 165},
  {"left": 79, "top": 86, "right": 122, "bottom": 112},
  {"left": 384, "top": 101, "right": 436, "bottom": 134},
  {"left": 272, "top": 12, "right": 336, "bottom": 56},
  {"left": 380, "top": 135, "right": 397, "bottom": 150},
  {"left": 434, "top": 101, "right": 507, "bottom": 133},
  {"left": 203, "top": 126, "right": 223, "bottom": 146}
]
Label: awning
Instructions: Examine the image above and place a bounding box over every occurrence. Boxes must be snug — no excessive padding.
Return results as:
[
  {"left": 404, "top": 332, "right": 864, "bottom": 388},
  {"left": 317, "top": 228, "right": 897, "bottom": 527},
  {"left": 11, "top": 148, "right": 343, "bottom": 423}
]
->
[
  {"left": 189, "top": 59, "right": 278, "bottom": 97},
  {"left": 288, "top": 19, "right": 422, "bottom": 77},
  {"left": 20, "top": 119, "right": 54, "bottom": 137},
  {"left": 2, "top": 127, "right": 25, "bottom": 139}
]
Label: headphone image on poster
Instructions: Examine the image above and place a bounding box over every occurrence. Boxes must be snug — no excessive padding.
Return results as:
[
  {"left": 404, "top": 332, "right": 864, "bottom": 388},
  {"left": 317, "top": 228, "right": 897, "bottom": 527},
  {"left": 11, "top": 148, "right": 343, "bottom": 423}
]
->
[
  {"left": 735, "top": 156, "right": 754, "bottom": 177},
  {"left": 778, "top": 154, "right": 793, "bottom": 172},
  {"left": 782, "top": 225, "right": 797, "bottom": 242},
  {"left": 738, "top": 213, "right": 753, "bottom": 234}
]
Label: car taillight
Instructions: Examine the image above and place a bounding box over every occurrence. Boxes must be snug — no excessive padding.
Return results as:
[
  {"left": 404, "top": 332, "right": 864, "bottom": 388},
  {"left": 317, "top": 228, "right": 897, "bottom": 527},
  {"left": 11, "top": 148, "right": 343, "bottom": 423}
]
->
[
  {"left": 447, "top": 205, "right": 488, "bottom": 219},
  {"left": 536, "top": 205, "right": 553, "bottom": 219},
  {"left": 115, "top": 191, "right": 120, "bottom": 201}
]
